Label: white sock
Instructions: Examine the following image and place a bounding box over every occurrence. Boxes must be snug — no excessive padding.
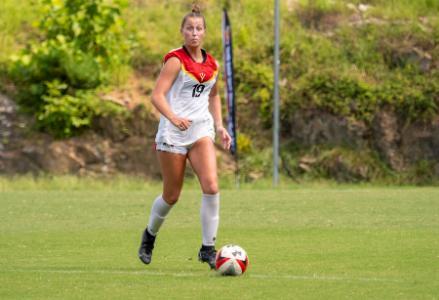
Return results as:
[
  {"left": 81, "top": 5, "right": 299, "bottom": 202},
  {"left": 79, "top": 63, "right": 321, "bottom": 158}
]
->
[
  {"left": 147, "top": 195, "right": 173, "bottom": 236},
  {"left": 200, "top": 193, "right": 220, "bottom": 246}
]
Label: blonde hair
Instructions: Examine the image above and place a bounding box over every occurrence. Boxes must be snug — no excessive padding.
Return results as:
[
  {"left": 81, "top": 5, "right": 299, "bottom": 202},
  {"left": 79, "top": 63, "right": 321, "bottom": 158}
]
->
[{"left": 181, "top": 3, "right": 206, "bottom": 29}]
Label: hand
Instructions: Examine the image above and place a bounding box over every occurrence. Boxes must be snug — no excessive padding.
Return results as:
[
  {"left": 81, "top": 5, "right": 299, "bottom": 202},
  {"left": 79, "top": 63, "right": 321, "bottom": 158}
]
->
[
  {"left": 216, "top": 126, "right": 232, "bottom": 150},
  {"left": 170, "top": 116, "right": 192, "bottom": 131}
]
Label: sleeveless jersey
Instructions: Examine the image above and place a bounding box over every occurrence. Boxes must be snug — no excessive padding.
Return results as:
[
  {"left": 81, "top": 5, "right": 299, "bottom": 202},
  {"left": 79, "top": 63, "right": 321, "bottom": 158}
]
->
[{"left": 155, "top": 47, "right": 219, "bottom": 146}]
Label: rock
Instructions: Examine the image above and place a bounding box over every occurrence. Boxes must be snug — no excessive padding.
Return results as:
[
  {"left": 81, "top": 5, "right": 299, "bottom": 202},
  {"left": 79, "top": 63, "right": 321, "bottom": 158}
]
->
[
  {"left": 358, "top": 4, "right": 370, "bottom": 12},
  {"left": 41, "top": 142, "right": 85, "bottom": 174},
  {"left": 298, "top": 155, "right": 317, "bottom": 173},
  {"left": 320, "top": 152, "right": 370, "bottom": 182},
  {"left": 21, "top": 144, "right": 46, "bottom": 168},
  {"left": 93, "top": 114, "right": 130, "bottom": 142},
  {"left": 0, "top": 93, "right": 17, "bottom": 151},
  {"left": 248, "top": 171, "right": 263, "bottom": 181},
  {"left": 400, "top": 116, "right": 439, "bottom": 163},
  {"left": 75, "top": 143, "right": 102, "bottom": 164},
  {"left": 0, "top": 107, "right": 189, "bottom": 178},
  {"left": 388, "top": 46, "right": 432, "bottom": 72},
  {"left": 0, "top": 151, "right": 41, "bottom": 174},
  {"left": 285, "top": 109, "right": 368, "bottom": 149},
  {"left": 78, "top": 164, "right": 114, "bottom": 177},
  {"left": 409, "top": 47, "right": 432, "bottom": 72},
  {"left": 92, "top": 104, "right": 157, "bottom": 142},
  {"left": 298, "top": 162, "right": 312, "bottom": 173},
  {"left": 128, "top": 104, "right": 157, "bottom": 138},
  {"left": 371, "top": 109, "right": 405, "bottom": 171},
  {"left": 72, "top": 133, "right": 110, "bottom": 165},
  {"left": 372, "top": 113, "right": 439, "bottom": 170},
  {"left": 111, "top": 136, "right": 160, "bottom": 177},
  {"left": 300, "top": 155, "right": 317, "bottom": 165}
]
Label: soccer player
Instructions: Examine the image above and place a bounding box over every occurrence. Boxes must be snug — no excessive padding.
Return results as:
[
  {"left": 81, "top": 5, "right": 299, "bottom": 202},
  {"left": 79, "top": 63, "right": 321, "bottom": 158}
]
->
[{"left": 138, "top": 4, "right": 232, "bottom": 269}]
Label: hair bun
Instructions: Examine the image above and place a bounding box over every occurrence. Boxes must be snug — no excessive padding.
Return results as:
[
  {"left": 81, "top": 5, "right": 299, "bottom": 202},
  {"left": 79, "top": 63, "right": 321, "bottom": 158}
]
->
[{"left": 192, "top": 3, "right": 201, "bottom": 14}]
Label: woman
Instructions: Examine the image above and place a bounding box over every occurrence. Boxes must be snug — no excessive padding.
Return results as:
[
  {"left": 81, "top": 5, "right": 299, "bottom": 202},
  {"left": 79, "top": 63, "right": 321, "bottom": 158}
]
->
[{"left": 138, "top": 5, "right": 232, "bottom": 270}]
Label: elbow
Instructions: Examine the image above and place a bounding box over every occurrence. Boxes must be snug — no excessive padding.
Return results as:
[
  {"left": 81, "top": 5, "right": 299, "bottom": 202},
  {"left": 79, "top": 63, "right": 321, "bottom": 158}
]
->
[{"left": 151, "top": 92, "right": 161, "bottom": 107}]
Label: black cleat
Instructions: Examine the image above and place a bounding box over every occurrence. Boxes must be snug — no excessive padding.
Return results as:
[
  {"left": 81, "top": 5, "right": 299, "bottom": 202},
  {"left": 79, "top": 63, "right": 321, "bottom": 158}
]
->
[
  {"left": 198, "top": 245, "right": 217, "bottom": 269},
  {"left": 138, "top": 228, "right": 156, "bottom": 265}
]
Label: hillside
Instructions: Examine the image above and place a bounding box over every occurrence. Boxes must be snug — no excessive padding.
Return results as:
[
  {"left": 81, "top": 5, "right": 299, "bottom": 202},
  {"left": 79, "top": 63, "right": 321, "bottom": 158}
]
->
[{"left": 0, "top": 0, "right": 438, "bottom": 183}]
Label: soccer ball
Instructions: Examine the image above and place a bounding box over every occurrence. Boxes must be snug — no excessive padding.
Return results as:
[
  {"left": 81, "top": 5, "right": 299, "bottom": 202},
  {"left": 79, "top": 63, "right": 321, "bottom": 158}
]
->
[{"left": 215, "top": 244, "right": 249, "bottom": 276}]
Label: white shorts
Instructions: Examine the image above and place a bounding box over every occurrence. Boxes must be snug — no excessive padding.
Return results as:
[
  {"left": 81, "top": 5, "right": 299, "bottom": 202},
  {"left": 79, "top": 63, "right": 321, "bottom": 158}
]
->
[
  {"left": 155, "top": 136, "right": 214, "bottom": 155},
  {"left": 155, "top": 142, "right": 190, "bottom": 155},
  {"left": 155, "top": 118, "right": 215, "bottom": 155}
]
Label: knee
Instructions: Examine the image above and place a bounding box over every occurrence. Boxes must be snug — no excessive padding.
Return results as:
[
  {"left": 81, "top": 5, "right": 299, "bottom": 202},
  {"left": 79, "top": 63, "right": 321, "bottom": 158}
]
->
[
  {"left": 202, "top": 180, "right": 218, "bottom": 195},
  {"left": 162, "top": 191, "right": 180, "bottom": 205}
]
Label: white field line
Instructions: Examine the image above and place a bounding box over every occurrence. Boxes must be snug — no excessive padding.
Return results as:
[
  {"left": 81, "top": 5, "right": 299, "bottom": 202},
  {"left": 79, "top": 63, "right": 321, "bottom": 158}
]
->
[{"left": 1, "top": 268, "right": 403, "bottom": 283}]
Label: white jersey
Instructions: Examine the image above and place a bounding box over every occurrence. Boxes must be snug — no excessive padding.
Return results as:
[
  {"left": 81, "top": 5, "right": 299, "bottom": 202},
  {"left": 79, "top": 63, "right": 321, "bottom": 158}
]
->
[{"left": 155, "top": 47, "right": 219, "bottom": 146}]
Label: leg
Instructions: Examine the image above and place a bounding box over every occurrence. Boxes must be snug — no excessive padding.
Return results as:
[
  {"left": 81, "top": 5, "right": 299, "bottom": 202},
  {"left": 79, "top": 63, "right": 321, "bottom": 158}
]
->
[
  {"left": 188, "top": 137, "right": 220, "bottom": 269},
  {"left": 147, "top": 150, "right": 187, "bottom": 235},
  {"left": 139, "top": 150, "right": 187, "bottom": 265},
  {"left": 187, "top": 137, "right": 218, "bottom": 195},
  {"left": 158, "top": 150, "right": 187, "bottom": 205}
]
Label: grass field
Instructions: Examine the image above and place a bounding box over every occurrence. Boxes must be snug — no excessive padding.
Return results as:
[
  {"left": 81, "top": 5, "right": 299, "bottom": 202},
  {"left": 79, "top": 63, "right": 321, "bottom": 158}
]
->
[{"left": 0, "top": 178, "right": 438, "bottom": 299}]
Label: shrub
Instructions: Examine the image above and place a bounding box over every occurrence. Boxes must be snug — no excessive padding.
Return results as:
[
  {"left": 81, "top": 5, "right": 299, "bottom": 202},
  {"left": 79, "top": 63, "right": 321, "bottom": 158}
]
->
[
  {"left": 36, "top": 80, "right": 124, "bottom": 138},
  {"left": 236, "top": 132, "right": 253, "bottom": 154},
  {"left": 235, "top": 61, "right": 273, "bottom": 127},
  {"left": 8, "top": 0, "right": 131, "bottom": 137}
]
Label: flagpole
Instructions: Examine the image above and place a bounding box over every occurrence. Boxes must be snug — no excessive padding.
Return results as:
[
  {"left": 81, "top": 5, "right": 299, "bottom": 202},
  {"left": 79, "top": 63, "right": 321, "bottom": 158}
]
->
[{"left": 273, "top": 0, "right": 280, "bottom": 186}]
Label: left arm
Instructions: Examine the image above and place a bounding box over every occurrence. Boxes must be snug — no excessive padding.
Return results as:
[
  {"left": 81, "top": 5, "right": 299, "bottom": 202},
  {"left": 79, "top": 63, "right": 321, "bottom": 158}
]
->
[{"left": 209, "top": 81, "right": 232, "bottom": 150}]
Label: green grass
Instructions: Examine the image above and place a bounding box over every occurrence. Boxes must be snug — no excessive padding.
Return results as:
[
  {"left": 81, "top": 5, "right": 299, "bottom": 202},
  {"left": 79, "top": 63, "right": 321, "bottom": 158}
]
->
[{"left": 1, "top": 177, "right": 438, "bottom": 299}]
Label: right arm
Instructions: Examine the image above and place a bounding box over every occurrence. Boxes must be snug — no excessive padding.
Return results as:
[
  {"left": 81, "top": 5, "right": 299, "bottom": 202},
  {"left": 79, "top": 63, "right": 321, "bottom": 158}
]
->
[{"left": 151, "top": 57, "right": 192, "bottom": 130}]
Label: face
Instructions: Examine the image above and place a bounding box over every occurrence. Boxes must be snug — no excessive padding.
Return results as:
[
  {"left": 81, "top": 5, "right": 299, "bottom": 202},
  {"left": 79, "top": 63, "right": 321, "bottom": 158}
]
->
[{"left": 181, "top": 17, "right": 205, "bottom": 48}]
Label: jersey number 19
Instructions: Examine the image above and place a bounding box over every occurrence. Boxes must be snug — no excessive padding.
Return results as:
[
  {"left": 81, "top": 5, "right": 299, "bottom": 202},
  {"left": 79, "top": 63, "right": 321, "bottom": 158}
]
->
[{"left": 192, "top": 84, "right": 205, "bottom": 98}]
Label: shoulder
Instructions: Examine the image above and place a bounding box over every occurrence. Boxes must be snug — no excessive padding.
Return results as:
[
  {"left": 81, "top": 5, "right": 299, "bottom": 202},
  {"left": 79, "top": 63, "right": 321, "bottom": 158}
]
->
[
  {"left": 163, "top": 47, "right": 187, "bottom": 64},
  {"left": 162, "top": 48, "right": 184, "bottom": 73}
]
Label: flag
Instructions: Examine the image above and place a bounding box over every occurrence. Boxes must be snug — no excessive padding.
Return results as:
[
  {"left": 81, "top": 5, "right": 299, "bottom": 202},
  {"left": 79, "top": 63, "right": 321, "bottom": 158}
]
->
[{"left": 222, "top": 9, "right": 237, "bottom": 155}]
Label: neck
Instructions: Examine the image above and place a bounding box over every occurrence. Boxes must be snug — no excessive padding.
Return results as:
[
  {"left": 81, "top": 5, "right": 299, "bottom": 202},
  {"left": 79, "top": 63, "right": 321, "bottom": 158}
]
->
[{"left": 184, "top": 45, "right": 203, "bottom": 62}]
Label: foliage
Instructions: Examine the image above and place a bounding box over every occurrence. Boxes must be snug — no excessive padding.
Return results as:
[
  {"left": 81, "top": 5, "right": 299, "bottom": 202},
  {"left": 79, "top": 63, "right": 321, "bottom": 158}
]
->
[
  {"left": 278, "top": 10, "right": 439, "bottom": 126},
  {"left": 236, "top": 132, "right": 253, "bottom": 154},
  {"left": 8, "top": 0, "right": 131, "bottom": 137},
  {"left": 404, "top": 160, "right": 438, "bottom": 185},
  {"left": 235, "top": 61, "right": 273, "bottom": 127},
  {"left": 1, "top": 0, "right": 439, "bottom": 182},
  {"left": 238, "top": 147, "right": 273, "bottom": 182},
  {"left": 283, "top": 70, "right": 439, "bottom": 124},
  {"left": 36, "top": 80, "right": 125, "bottom": 138}
]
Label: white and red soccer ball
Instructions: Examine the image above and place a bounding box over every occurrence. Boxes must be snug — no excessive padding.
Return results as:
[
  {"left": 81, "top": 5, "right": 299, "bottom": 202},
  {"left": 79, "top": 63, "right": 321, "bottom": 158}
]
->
[{"left": 215, "top": 244, "right": 249, "bottom": 276}]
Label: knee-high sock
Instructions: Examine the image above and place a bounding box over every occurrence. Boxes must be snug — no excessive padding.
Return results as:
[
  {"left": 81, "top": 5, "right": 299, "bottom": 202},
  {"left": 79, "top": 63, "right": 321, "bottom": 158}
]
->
[
  {"left": 147, "top": 195, "right": 173, "bottom": 236},
  {"left": 201, "top": 193, "right": 220, "bottom": 246}
]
